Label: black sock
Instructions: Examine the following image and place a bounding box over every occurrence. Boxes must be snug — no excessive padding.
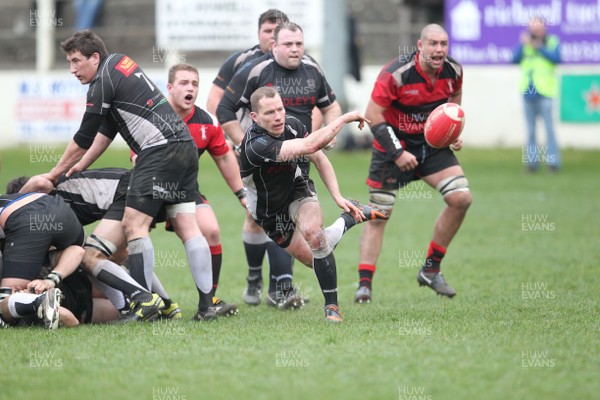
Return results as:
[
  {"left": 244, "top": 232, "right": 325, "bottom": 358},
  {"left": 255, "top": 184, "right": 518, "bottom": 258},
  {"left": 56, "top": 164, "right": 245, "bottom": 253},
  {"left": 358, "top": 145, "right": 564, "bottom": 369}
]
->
[
  {"left": 244, "top": 241, "right": 266, "bottom": 281},
  {"left": 210, "top": 247, "right": 222, "bottom": 297},
  {"left": 313, "top": 252, "right": 338, "bottom": 306},
  {"left": 340, "top": 212, "right": 358, "bottom": 232},
  {"left": 423, "top": 241, "right": 446, "bottom": 273},
  {"left": 161, "top": 297, "right": 172, "bottom": 309},
  {"left": 358, "top": 264, "right": 376, "bottom": 289},
  {"left": 197, "top": 289, "right": 212, "bottom": 312},
  {"left": 96, "top": 269, "right": 150, "bottom": 300},
  {"left": 266, "top": 241, "right": 294, "bottom": 293},
  {"left": 14, "top": 295, "right": 45, "bottom": 317}
]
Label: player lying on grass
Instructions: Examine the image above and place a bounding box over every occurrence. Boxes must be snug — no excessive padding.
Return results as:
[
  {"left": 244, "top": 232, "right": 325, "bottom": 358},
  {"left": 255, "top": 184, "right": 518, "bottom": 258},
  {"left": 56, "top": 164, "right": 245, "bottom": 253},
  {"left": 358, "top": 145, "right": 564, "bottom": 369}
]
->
[
  {"left": 0, "top": 266, "right": 120, "bottom": 328},
  {"left": 0, "top": 191, "right": 85, "bottom": 329},
  {"left": 7, "top": 171, "right": 183, "bottom": 321}
]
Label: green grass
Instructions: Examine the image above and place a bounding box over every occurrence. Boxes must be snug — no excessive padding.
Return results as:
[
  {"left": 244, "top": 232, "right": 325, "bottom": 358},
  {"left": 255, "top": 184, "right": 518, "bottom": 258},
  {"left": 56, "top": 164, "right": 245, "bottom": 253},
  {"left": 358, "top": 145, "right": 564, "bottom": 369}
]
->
[{"left": 1, "top": 146, "right": 599, "bottom": 400}]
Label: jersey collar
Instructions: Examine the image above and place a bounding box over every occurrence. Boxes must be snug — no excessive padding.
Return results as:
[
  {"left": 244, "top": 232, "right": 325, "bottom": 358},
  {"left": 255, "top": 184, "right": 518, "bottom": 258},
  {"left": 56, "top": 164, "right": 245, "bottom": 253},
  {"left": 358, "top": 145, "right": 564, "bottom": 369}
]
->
[{"left": 415, "top": 51, "right": 443, "bottom": 86}]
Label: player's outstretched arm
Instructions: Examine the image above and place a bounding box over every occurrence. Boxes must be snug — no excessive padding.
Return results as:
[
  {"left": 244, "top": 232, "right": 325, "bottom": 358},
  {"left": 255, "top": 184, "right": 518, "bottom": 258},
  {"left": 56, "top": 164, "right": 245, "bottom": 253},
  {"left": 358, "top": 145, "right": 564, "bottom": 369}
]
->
[{"left": 278, "top": 111, "right": 369, "bottom": 161}]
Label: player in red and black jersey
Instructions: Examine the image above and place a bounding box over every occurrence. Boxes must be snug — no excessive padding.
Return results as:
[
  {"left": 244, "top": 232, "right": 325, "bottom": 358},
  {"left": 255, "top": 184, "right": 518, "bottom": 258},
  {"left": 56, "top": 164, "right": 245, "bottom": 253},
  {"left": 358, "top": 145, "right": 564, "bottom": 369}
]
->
[
  {"left": 162, "top": 63, "right": 245, "bottom": 317},
  {"left": 354, "top": 24, "right": 472, "bottom": 302},
  {"left": 41, "top": 30, "right": 214, "bottom": 321}
]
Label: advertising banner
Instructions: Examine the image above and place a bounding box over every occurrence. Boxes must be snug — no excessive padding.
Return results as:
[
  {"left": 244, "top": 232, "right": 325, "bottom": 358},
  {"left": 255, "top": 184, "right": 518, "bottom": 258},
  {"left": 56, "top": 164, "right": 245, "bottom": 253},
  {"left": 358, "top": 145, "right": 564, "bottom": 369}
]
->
[
  {"left": 445, "top": 0, "right": 600, "bottom": 64},
  {"left": 560, "top": 74, "right": 600, "bottom": 122}
]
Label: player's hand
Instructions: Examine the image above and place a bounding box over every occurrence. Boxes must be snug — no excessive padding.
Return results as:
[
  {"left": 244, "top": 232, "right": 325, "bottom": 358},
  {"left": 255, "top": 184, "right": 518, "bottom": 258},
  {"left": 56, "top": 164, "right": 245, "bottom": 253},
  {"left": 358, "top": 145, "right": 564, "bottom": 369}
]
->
[
  {"left": 239, "top": 196, "right": 247, "bottom": 209},
  {"left": 27, "top": 279, "right": 55, "bottom": 294},
  {"left": 338, "top": 198, "right": 365, "bottom": 222},
  {"left": 394, "top": 150, "right": 418, "bottom": 172},
  {"left": 345, "top": 111, "right": 371, "bottom": 130},
  {"left": 66, "top": 162, "right": 85, "bottom": 178},
  {"left": 450, "top": 138, "right": 463, "bottom": 151},
  {"left": 39, "top": 172, "right": 58, "bottom": 185}
]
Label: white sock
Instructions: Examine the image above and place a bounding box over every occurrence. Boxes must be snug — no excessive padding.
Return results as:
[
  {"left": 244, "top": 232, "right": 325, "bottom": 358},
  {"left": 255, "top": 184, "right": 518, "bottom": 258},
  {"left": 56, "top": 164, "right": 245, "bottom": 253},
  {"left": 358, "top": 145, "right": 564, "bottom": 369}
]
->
[{"left": 185, "top": 236, "right": 212, "bottom": 294}]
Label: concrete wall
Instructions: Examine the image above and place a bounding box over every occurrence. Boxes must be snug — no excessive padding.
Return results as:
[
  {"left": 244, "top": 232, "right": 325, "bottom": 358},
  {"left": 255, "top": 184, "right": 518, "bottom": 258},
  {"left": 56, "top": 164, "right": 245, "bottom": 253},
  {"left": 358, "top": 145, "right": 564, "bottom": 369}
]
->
[{"left": 1, "top": 65, "right": 598, "bottom": 149}]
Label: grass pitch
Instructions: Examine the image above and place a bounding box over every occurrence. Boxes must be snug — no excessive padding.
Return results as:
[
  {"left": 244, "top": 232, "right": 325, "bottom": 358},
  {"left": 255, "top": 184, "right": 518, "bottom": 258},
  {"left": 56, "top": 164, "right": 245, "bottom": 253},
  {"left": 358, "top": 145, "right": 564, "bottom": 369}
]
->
[{"left": 0, "top": 146, "right": 598, "bottom": 400}]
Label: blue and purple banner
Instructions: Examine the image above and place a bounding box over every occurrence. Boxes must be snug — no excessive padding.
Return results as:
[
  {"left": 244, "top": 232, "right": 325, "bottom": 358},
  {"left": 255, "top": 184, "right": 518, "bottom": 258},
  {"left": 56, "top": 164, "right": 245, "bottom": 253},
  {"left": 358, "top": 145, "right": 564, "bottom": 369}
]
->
[{"left": 445, "top": 0, "right": 600, "bottom": 64}]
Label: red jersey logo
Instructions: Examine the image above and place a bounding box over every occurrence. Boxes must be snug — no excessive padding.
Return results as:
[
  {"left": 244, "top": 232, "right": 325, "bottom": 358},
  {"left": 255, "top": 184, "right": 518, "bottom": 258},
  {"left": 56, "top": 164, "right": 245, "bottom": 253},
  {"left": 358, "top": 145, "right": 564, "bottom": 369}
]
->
[{"left": 115, "top": 56, "right": 138, "bottom": 77}]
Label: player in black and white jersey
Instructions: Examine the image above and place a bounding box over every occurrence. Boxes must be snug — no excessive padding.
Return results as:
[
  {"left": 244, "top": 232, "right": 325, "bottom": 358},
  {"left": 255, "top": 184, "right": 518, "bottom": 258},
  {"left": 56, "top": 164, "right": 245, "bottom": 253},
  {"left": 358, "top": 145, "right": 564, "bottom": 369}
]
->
[
  {"left": 0, "top": 192, "right": 85, "bottom": 329},
  {"left": 41, "top": 30, "right": 213, "bottom": 321},
  {"left": 217, "top": 22, "right": 342, "bottom": 161},
  {"left": 206, "top": 9, "right": 300, "bottom": 308},
  {"left": 10, "top": 168, "right": 128, "bottom": 226},
  {"left": 239, "top": 87, "right": 387, "bottom": 322},
  {"left": 218, "top": 22, "right": 347, "bottom": 307}
]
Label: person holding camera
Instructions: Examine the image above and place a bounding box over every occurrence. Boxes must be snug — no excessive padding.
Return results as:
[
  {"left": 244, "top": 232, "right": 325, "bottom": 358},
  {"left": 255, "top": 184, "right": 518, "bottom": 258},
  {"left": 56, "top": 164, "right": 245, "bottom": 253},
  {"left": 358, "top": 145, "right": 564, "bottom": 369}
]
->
[{"left": 512, "top": 16, "right": 561, "bottom": 172}]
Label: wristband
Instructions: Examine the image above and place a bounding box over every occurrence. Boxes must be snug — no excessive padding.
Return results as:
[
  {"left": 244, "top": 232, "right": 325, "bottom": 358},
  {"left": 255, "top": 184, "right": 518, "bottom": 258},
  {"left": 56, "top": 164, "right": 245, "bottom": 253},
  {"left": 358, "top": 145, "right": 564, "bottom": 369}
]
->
[
  {"left": 371, "top": 123, "right": 403, "bottom": 160},
  {"left": 234, "top": 188, "right": 247, "bottom": 200},
  {"left": 46, "top": 271, "right": 62, "bottom": 286}
]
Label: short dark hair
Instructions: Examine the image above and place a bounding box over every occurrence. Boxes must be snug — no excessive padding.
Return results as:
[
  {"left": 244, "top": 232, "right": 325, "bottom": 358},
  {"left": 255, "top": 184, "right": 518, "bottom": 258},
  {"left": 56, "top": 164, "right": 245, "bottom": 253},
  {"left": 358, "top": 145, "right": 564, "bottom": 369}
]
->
[
  {"left": 258, "top": 9, "right": 288, "bottom": 29},
  {"left": 274, "top": 22, "right": 303, "bottom": 43},
  {"left": 6, "top": 176, "right": 29, "bottom": 194},
  {"left": 168, "top": 63, "right": 199, "bottom": 84},
  {"left": 60, "top": 30, "right": 108, "bottom": 58},
  {"left": 250, "top": 86, "right": 280, "bottom": 112}
]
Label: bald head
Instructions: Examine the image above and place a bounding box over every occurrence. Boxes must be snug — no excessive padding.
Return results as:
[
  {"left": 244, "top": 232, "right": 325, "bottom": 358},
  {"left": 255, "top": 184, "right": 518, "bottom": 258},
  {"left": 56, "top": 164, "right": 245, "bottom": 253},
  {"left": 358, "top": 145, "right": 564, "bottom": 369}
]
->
[
  {"left": 417, "top": 24, "right": 449, "bottom": 74},
  {"left": 420, "top": 24, "right": 447, "bottom": 41}
]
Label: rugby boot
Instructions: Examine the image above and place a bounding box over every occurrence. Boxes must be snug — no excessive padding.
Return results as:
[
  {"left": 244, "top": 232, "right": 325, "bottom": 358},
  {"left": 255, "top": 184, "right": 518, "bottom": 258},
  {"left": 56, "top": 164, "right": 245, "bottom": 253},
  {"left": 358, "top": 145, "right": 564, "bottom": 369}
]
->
[
  {"left": 243, "top": 277, "right": 262, "bottom": 306},
  {"left": 191, "top": 307, "right": 217, "bottom": 321},
  {"left": 266, "top": 288, "right": 304, "bottom": 310},
  {"left": 347, "top": 199, "right": 389, "bottom": 221},
  {"left": 160, "top": 301, "right": 182, "bottom": 319},
  {"left": 417, "top": 269, "right": 456, "bottom": 298},
  {"left": 354, "top": 286, "right": 372, "bottom": 304},
  {"left": 209, "top": 297, "right": 238, "bottom": 317},
  {"left": 37, "top": 288, "right": 63, "bottom": 330},
  {"left": 324, "top": 304, "right": 343, "bottom": 323}
]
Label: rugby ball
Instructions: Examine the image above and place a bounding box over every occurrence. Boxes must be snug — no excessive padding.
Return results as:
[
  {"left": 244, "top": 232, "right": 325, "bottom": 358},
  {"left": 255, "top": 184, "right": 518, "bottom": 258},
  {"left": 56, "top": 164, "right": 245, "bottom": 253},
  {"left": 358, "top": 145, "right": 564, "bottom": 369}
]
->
[{"left": 424, "top": 103, "right": 465, "bottom": 149}]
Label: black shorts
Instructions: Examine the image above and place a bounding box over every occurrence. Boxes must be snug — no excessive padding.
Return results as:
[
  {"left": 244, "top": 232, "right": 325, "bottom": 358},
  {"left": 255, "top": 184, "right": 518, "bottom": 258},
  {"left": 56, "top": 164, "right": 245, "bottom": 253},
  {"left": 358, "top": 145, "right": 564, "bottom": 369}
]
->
[
  {"left": 257, "top": 178, "right": 315, "bottom": 248},
  {"left": 366, "top": 145, "right": 460, "bottom": 190},
  {"left": 126, "top": 141, "right": 199, "bottom": 217},
  {"left": 2, "top": 195, "right": 85, "bottom": 281},
  {"left": 103, "top": 170, "right": 131, "bottom": 221},
  {"left": 58, "top": 268, "right": 93, "bottom": 324},
  {"left": 195, "top": 191, "right": 209, "bottom": 206}
]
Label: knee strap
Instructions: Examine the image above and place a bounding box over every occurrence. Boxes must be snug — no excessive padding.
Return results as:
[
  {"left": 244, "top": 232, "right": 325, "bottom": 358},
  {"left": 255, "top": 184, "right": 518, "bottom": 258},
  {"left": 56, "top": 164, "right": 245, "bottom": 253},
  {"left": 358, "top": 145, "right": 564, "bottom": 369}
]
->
[
  {"left": 368, "top": 189, "right": 396, "bottom": 211},
  {"left": 84, "top": 234, "right": 117, "bottom": 258},
  {"left": 436, "top": 175, "right": 469, "bottom": 197}
]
